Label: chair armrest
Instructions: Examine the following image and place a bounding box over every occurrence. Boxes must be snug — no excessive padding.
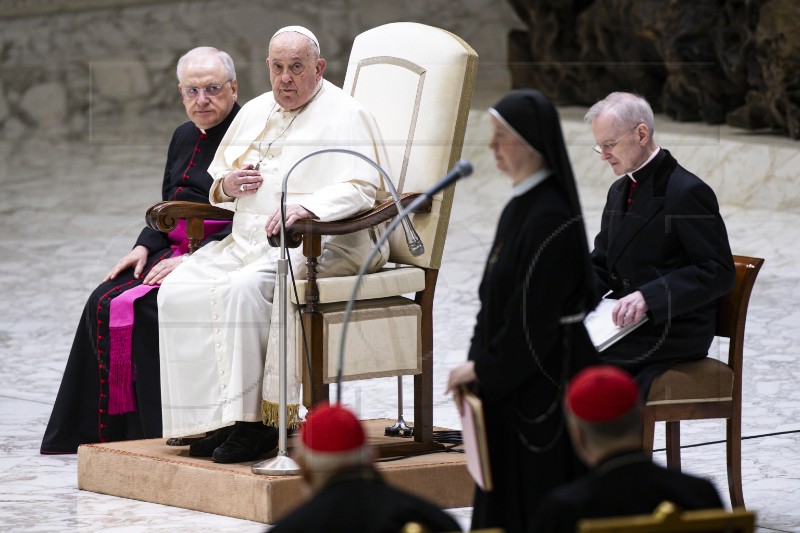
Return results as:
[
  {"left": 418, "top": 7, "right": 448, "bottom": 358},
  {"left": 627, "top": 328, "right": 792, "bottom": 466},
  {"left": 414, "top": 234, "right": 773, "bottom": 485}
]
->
[
  {"left": 276, "top": 192, "right": 432, "bottom": 247},
  {"left": 146, "top": 200, "right": 234, "bottom": 254},
  {"left": 145, "top": 200, "right": 234, "bottom": 232}
]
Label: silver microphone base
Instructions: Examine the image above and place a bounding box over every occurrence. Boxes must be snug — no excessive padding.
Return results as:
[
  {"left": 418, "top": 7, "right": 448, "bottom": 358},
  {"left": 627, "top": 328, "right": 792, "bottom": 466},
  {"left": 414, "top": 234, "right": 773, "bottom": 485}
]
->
[
  {"left": 385, "top": 415, "right": 414, "bottom": 438},
  {"left": 251, "top": 453, "right": 300, "bottom": 476}
]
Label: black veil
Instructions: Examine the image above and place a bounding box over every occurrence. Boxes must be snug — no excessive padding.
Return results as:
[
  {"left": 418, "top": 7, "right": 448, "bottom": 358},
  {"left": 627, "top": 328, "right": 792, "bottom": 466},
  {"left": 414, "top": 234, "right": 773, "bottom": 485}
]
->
[{"left": 490, "top": 89, "right": 600, "bottom": 313}]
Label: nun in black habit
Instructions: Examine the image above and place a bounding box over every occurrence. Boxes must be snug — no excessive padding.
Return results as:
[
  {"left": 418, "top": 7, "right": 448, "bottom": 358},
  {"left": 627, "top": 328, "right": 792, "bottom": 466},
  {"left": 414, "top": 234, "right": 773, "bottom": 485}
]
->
[{"left": 447, "top": 90, "right": 600, "bottom": 532}]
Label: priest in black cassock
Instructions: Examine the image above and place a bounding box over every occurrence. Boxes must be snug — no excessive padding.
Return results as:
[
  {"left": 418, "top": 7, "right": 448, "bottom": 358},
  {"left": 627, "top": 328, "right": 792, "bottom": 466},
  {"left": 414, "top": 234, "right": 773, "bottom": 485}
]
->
[
  {"left": 41, "top": 47, "right": 239, "bottom": 453},
  {"left": 447, "top": 90, "right": 600, "bottom": 532}
]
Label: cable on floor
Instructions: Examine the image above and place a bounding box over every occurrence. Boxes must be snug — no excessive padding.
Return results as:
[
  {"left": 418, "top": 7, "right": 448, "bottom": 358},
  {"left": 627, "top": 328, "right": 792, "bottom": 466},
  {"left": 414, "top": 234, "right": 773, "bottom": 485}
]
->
[{"left": 651, "top": 428, "right": 800, "bottom": 453}]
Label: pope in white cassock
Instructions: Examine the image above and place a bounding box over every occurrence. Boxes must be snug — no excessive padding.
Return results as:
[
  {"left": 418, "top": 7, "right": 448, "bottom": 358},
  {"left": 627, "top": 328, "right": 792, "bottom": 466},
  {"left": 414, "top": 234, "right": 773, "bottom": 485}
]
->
[{"left": 158, "top": 26, "right": 389, "bottom": 463}]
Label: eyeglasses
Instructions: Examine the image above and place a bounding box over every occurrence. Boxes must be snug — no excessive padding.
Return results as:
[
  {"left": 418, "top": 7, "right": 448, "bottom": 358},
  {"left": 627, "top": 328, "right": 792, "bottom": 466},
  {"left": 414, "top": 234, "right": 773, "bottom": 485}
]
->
[
  {"left": 592, "top": 126, "right": 638, "bottom": 154},
  {"left": 180, "top": 80, "right": 232, "bottom": 99}
]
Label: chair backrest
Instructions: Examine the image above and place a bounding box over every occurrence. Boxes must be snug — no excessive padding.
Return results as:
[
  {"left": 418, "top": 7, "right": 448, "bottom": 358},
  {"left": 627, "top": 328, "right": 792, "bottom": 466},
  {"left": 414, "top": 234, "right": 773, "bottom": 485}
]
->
[
  {"left": 578, "top": 501, "right": 756, "bottom": 533},
  {"left": 342, "top": 22, "right": 478, "bottom": 270},
  {"left": 717, "top": 256, "right": 764, "bottom": 374}
]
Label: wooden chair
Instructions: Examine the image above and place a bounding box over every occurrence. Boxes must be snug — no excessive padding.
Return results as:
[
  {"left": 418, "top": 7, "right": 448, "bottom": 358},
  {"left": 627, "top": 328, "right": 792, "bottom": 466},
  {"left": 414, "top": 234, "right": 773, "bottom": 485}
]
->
[
  {"left": 147, "top": 23, "right": 478, "bottom": 454},
  {"left": 578, "top": 501, "right": 755, "bottom": 533},
  {"left": 642, "top": 255, "right": 764, "bottom": 509}
]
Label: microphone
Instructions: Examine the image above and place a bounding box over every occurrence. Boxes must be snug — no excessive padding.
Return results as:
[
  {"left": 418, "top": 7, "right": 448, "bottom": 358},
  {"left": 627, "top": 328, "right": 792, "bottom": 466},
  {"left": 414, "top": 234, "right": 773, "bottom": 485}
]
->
[
  {"left": 402, "top": 217, "right": 425, "bottom": 257},
  {"left": 421, "top": 159, "right": 473, "bottom": 199}
]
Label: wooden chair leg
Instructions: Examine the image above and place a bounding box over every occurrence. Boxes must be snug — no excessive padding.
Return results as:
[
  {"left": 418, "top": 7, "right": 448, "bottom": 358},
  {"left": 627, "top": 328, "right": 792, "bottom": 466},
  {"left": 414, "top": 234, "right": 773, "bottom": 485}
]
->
[
  {"left": 413, "top": 271, "right": 438, "bottom": 445},
  {"left": 302, "top": 309, "right": 328, "bottom": 408},
  {"left": 665, "top": 420, "right": 681, "bottom": 471},
  {"left": 642, "top": 408, "right": 656, "bottom": 458},
  {"left": 727, "top": 416, "right": 745, "bottom": 508},
  {"left": 301, "top": 236, "right": 328, "bottom": 408},
  {"left": 413, "top": 302, "right": 434, "bottom": 444}
]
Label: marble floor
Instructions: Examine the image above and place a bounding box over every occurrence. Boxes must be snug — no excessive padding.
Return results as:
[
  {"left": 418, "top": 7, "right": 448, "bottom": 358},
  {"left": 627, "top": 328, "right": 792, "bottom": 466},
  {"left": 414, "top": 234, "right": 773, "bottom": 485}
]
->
[{"left": 1, "top": 106, "right": 799, "bottom": 532}]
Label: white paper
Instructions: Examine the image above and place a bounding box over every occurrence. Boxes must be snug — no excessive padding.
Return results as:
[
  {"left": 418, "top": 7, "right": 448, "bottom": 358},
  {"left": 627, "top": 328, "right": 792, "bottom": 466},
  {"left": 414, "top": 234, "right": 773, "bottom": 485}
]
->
[{"left": 583, "top": 298, "right": 648, "bottom": 352}]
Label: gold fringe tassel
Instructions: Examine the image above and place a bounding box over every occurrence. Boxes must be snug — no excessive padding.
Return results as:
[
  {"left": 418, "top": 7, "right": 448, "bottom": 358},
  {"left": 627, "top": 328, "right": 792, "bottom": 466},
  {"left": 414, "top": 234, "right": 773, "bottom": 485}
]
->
[{"left": 261, "top": 400, "right": 301, "bottom": 429}]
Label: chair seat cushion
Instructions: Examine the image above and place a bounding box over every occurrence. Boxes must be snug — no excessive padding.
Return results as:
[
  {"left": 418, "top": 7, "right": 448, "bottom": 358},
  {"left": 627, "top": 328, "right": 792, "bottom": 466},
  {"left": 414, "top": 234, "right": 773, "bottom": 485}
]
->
[
  {"left": 646, "top": 357, "right": 734, "bottom": 405},
  {"left": 290, "top": 266, "right": 426, "bottom": 305}
]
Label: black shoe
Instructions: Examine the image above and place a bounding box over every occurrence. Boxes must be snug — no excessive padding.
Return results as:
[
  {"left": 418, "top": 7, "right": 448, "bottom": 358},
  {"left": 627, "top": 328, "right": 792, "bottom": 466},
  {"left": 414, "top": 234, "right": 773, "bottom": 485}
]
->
[
  {"left": 211, "top": 422, "right": 279, "bottom": 464},
  {"left": 188, "top": 425, "right": 235, "bottom": 457}
]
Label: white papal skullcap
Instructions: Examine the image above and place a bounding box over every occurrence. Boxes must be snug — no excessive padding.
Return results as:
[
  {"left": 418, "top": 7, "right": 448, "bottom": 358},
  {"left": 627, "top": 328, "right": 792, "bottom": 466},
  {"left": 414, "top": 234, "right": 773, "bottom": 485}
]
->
[{"left": 272, "top": 26, "right": 320, "bottom": 54}]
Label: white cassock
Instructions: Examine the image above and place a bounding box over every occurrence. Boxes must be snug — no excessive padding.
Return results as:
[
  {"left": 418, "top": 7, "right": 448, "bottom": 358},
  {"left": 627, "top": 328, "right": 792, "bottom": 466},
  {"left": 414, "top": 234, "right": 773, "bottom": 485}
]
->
[{"left": 158, "top": 79, "right": 390, "bottom": 437}]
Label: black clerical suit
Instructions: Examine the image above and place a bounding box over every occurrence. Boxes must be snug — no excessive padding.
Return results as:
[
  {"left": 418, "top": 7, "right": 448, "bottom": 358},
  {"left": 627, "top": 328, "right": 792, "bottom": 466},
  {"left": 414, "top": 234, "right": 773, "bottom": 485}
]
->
[
  {"left": 531, "top": 450, "right": 724, "bottom": 533},
  {"left": 590, "top": 149, "right": 735, "bottom": 383},
  {"left": 268, "top": 466, "right": 460, "bottom": 533},
  {"left": 41, "top": 103, "right": 239, "bottom": 453},
  {"left": 469, "top": 178, "right": 598, "bottom": 533}
]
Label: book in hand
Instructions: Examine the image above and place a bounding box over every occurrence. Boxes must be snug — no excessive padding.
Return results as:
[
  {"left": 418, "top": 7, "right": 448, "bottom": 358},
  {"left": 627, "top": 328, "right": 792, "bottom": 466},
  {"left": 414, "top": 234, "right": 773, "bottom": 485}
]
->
[
  {"left": 583, "top": 298, "right": 648, "bottom": 352},
  {"left": 458, "top": 387, "right": 493, "bottom": 491}
]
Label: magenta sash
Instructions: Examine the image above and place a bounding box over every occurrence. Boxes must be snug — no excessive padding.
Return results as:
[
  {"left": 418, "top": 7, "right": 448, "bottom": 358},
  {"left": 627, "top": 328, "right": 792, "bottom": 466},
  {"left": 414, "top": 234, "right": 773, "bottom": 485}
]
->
[{"left": 107, "top": 219, "right": 229, "bottom": 415}]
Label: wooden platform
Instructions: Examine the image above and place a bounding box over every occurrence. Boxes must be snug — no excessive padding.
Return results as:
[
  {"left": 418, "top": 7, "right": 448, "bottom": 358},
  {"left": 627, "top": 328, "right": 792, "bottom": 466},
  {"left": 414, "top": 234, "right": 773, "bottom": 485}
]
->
[{"left": 77, "top": 419, "right": 472, "bottom": 524}]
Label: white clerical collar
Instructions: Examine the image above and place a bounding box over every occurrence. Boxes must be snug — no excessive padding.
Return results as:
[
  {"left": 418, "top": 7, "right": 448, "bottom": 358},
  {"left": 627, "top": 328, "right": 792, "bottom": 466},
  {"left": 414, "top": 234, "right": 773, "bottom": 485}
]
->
[
  {"left": 627, "top": 146, "right": 660, "bottom": 182},
  {"left": 512, "top": 167, "right": 552, "bottom": 197}
]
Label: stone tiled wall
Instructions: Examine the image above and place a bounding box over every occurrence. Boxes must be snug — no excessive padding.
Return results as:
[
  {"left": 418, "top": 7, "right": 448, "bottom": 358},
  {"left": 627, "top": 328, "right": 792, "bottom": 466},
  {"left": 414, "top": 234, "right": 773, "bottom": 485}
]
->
[{"left": 0, "top": 0, "right": 519, "bottom": 144}]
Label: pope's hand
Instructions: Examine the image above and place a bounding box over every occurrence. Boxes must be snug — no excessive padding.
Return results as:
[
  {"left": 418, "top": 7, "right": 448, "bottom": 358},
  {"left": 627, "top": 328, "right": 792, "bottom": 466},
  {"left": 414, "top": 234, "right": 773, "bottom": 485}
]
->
[
  {"left": 221, "top": 164, "right": 263, "bottom": 197},
  {"left": 265, "top": 204, "right": 315, "bottom": 236}
]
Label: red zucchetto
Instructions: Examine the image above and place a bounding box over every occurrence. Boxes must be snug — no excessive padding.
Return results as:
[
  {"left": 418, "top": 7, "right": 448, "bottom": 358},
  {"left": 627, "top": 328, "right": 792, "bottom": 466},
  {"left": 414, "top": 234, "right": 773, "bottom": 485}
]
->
[
  {"left": 301, "top": 402, "right": 365, "bottom": 452},
  {"left": 299, "top": 403, "right": 371, "bottom": 471},
  {"left": 566, "top": 365, "right": 639, "bottom": 422}
]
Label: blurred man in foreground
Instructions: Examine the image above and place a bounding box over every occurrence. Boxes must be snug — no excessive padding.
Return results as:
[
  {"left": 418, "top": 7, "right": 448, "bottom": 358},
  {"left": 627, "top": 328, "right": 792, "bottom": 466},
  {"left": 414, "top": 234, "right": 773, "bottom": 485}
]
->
[{"left": 269, "top": 403, "right": 460, "bottom": 533}]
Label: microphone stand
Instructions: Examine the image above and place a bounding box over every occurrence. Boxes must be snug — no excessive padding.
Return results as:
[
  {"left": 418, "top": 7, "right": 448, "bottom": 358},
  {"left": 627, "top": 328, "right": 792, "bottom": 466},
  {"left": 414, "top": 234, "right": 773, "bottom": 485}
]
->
[
  {"left": 384, "top": 376, "right": 413, "bottom": 437},
  {"left": 251, "top": 148, "right": 421, "bottom": 476},
  {"left": 251, "top": 201, "right": 301, "bottom": 475}
]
